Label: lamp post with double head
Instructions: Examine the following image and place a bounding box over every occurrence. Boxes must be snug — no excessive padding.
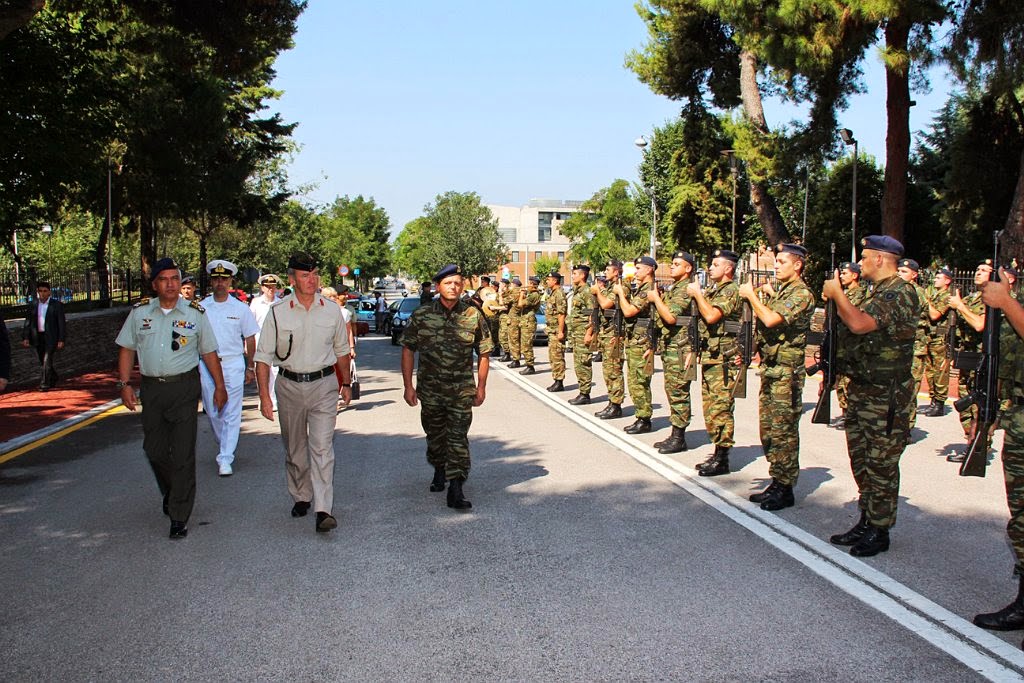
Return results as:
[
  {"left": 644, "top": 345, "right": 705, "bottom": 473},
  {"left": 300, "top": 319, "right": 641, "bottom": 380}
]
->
[
  {"left": 634, "top": 136, "right": 657, "bottom": 259},
  {"left": 839, "top": 128, "right": 858, "bottom": 262}
]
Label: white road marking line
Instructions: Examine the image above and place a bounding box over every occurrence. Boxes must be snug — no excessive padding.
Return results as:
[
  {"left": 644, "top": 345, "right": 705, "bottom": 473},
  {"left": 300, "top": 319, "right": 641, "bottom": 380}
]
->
[{"left": 495, "top": 363, "right": 1024, "bottom": 681}]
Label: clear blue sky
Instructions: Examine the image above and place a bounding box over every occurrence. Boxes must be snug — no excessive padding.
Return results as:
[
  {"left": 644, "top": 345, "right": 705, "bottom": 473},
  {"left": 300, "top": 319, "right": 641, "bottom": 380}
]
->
[{"left": 270, "top": 1, "right": 953, "bottom": 235}]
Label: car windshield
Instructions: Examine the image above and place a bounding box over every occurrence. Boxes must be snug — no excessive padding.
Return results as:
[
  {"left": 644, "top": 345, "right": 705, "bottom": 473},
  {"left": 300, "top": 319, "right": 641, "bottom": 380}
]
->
[
  {"left": 398, "top": 298, "right": 420, "bottom": 313},
  {"left": 358, "top": 300, "right": 375, "bottom": 312}
]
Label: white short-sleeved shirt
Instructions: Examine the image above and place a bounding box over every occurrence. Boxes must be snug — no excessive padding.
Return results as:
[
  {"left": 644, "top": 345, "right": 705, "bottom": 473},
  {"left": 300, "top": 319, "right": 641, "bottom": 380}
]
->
[{"left": 199, "top": 294, "right": 261, "bottom": 358}]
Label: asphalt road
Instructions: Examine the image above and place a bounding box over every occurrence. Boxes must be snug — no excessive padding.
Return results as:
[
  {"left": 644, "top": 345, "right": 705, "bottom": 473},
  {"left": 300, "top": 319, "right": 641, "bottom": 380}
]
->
[{"left": 1, "top": 335, "right": 1022, "bottom": 681}]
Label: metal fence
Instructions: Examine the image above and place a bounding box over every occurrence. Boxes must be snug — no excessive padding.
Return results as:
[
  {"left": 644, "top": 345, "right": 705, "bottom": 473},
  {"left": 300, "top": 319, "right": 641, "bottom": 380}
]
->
[{"left": 0, "top": 268, "right": 139, "bottom": 318}]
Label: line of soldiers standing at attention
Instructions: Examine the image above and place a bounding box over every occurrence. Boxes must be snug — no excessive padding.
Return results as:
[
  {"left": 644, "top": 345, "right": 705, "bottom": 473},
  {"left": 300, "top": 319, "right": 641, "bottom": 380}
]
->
[{"left": 473, "top": 236, "right": 1024, "bottom": 647}]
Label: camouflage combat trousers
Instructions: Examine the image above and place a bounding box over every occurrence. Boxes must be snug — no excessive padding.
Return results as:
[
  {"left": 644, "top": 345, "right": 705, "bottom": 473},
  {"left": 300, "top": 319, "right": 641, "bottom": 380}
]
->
[
  {"left": 836, "top": 374, "right": 850, "bottom": 411},
  {"left": 910, "top": 353, "right": 926, "bottom": 429},
  {"left": 420, "top": 392, "right": 475, "bottom": 481},
  {"left": 599, "top": 325, "right": 624, "bottom": 404},
  {"left": 1000, "top": 406, "right": 1024, "bottom": 572},
  {"left": 661, "top": 341, "right": 694, "bottom": 429},
  {"left": 624, "top": 338, "right": 652, "bottom": 419},
  {"left": 507, "top": 315, "right": 522, "bottom": 360},
  {"left": 569, "top": 324, "right": 593, "bottom": 394},
  {"left": 959, "top": 368, "right": 978, "bottom": 439},
  {"left": 923, "top": 336, "right": 950, "bottom": 403},
  {"left": 701, "top": 362, "right": 737, "bottom": 448},
  {"left": 519, "top": 316, "right": 537, "bottom": 366},
  {"left": 498, "top": 314, "right": 510, "bottom": 352},
  {"left": 845, "top": 377, "right": 914, "bottom": 528},
  {"left": 549, "top": 329, "right": 566, "bottom": 380},
  {"left": 758, "top": 365, "right": 805, "bottom": 486}
]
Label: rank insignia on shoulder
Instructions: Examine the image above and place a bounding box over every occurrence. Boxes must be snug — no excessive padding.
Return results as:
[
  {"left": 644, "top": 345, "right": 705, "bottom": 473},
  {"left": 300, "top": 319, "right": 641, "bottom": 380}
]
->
[
  {"left": 132, "top": 297, "right": 151, "bottom": 308},
  {"left": 189, "top": 300, "right": 206, "bottom": 313}
]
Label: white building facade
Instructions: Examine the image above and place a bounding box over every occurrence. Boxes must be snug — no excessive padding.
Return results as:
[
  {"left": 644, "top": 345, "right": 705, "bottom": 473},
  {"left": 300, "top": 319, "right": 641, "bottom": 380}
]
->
[{"left": 485, "top": 199, "right": 584, "bottom": 281}]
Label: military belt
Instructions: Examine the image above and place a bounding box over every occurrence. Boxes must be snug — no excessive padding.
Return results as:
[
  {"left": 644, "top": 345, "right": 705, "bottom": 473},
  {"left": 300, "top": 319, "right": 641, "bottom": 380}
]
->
[
  {"left": 142, "top": 367, "right": 199, "bottom": 384},
  {"left": 280, "top": 365, "right": 336, "bottom": 383}
]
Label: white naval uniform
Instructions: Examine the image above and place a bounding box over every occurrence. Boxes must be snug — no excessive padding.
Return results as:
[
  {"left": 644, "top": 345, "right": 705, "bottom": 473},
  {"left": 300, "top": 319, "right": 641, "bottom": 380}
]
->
[
  {"left": 198, "top": 294, "right": 260, "bottom": 467},
  {"left": 250, "top": 294, "right": 280, "bottom": 409}
]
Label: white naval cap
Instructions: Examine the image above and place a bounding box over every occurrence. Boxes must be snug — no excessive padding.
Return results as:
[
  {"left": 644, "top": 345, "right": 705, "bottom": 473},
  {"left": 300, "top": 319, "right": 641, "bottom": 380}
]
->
[{"left": 207, "top": 259, "right": 238, "bottom": 277}]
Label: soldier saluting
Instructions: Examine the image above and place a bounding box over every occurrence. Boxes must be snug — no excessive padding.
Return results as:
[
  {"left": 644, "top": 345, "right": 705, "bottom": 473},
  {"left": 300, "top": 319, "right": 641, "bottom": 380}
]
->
[{"left": 822, "top": 235, "right": 918, "bottom": 557}]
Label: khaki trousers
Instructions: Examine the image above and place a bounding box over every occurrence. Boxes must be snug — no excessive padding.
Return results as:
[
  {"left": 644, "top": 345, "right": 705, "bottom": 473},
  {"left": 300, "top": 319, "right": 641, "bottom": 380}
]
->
[{"left": 276, "top": 373, "right": 339, "bottom": 513}]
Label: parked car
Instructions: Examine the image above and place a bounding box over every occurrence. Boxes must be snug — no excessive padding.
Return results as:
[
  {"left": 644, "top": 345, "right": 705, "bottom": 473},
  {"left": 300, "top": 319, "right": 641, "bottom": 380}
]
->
[
  {"left": 389, "top": 297, "right": 423, "bottom": 345},
  {"left": 355, "top": 297, "right": 377, "bottom": 329}
]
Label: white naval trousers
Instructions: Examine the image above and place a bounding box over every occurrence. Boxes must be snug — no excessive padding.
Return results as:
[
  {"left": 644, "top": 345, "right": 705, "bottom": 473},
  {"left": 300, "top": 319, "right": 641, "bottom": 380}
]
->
[{"left": 200, "top": 354, "right": 246, "bottom": 466}]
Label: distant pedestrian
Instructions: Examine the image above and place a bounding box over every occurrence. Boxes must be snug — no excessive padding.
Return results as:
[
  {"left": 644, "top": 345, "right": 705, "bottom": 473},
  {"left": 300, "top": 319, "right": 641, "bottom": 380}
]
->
[
  {"left": 21, "top": 281, "right": 66, "bottom": 390},
  {"left": 199, "top": 259, "right": 260, "bottom": 477},
  {"left": 401, "top": 264, "right": 492, "bottom": 510},
  {"left": 115, "top": 258, "right": 227, "bottom": 539},
  {"left": 250, "top": 273, "right": 282, "bottom": 412},
  {"left": 419, "top": 281, "right": 433, "bottom": 305},
  {"left": 374, "top": 291, "right": 387, "bottom": 333},
  {"left": 254, "top": 252, "right": 352, "bottom": 533}
]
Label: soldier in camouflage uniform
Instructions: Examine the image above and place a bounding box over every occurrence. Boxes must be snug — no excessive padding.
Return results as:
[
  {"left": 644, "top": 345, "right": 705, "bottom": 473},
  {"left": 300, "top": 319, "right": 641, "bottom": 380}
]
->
[
  {"left": 505, "top": 277, "right": 524, "bottom": 366},
  {"left": 517, "top": 276, "right": 543, "bottom": 374},
  {"left": 593, "top": 261, "right": 626, "bottom": 419},
  {"left": 948, "top": 260, "right": 991, "bottom": 462},
  {"left": 738, "top": 244, "right": 814, "bottom": 510},
  {"left": 401, "top": 264, "right": 492, "bottom": 511},
  {"left": 496, "top": 278, "right": 512, "bottom": 361},
  {"left": 567, "top": 265, "right": 596, "bottom": 405},
  {"left": 648, "top": 251, "right": 697, "bottom": 454},
  {"left": 921, "top": 267, "right": 953, "bottom": 416},
  {"left": 973, "top": 274, "right": 1024, "bottom": 639},
  {"left": 834, "top": 262, "right": 865, "bottom": 429},
  {"left": 897, "top": 258, "right": 929, "bottom": 429},
  {"left": 544, "top": 271, "right": 568, "bottom": 392},
  {"left": 688, "top": 248, "right": 742, "bottom": 477},
  {"left": 615, "top": 255, "right": 658, "bottom": 434},
  {"left": 825, "top": 235, "right": 918, "bottom": 558}
]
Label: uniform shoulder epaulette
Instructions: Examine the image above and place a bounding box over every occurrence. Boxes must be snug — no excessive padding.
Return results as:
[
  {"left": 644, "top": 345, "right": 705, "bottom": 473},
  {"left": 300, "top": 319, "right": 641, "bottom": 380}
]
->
[
  {"left": 189, "top": 300, "right": 206, "bottom": 313},
  {"left": 132, "top": 297, "right": 151, "bottom": 308}
]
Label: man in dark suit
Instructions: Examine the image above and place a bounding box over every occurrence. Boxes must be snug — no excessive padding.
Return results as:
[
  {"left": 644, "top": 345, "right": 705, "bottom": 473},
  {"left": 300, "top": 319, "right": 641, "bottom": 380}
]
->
[{"left": 21, "top": 281, "right": 66, "bottom": 390}]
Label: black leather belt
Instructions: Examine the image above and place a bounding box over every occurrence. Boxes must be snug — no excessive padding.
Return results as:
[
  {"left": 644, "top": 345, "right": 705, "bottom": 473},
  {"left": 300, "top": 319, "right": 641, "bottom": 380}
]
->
[
  {"left": 142, "top": 368, "right": 199, "bottom": 383},
  {"left": 280, "top": 365, "right": 336, "bottom": 383}
]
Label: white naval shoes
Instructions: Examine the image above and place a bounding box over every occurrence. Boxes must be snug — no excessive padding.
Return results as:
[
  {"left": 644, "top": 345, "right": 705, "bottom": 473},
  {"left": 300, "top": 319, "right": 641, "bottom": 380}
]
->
[{"left": 218, "top": 462, "right": 233, "bottom": 477}]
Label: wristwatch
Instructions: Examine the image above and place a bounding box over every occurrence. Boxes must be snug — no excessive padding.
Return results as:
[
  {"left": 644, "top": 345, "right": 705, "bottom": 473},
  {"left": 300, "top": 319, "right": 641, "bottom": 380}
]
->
[{"left": 115, "top": 380, "right": 129, "bottom": 389}]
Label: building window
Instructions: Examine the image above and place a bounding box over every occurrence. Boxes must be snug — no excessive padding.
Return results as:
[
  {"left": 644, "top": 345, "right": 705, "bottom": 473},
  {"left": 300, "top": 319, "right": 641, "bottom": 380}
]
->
[
  {"left": 535, "top": 251, "right": 542, "bottom": 262},
  {"left": 499, "top": 227, "right": 517, "bottom": 243},
  {"left": 557, "top": 251, "right": 565, "bottom": 261},
  {"left": 537, "top": 211, "right": 553, "bottom": 242},
  {"left": 511, "top": 251, "right": 519, "bottom": 263}
]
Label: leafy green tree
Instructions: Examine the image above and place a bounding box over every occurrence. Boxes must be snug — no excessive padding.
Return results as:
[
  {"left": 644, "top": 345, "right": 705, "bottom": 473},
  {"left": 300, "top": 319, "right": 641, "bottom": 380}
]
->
[
  {"left": 532, "top": 255, "right": 561, "bottom": 277},
  {"left": 559, "top": 180, "right": 645, "bottom": 266},
  {"left": 325, "top": 196, "right": 391, "bottom": 289},
  {"left": 411, "top": 191, "right": 508, "bottom": 278},
  {"left": 392, "top": 217, "right": 436, "bottom": 282}
]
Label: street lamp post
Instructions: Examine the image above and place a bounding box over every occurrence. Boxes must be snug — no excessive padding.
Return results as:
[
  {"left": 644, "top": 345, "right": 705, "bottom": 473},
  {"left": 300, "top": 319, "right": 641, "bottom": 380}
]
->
[
  {"left": 840, "top": 128, "right": 858, "bottom": 262},
  {"left": 634, "top": 136, "right": 657, "bottom": 259},
  {"left": 41, "top": 223, "right": 53, "bottom": 277}
]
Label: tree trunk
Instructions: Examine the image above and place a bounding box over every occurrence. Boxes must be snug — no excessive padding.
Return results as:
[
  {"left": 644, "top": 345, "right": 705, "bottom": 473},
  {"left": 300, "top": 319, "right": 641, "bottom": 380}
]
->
[
  {"left": 1000, "top": 147, "right": 1024, "bottom": 267},
  {"left": 94, "top": 213, "right": 110, "bottom": 301},
  {"left": 881, "top": 17, "right": 911, "bottom": 243},
  {"left": 738, "top": 49, "right": 791, "bottom": 245}
]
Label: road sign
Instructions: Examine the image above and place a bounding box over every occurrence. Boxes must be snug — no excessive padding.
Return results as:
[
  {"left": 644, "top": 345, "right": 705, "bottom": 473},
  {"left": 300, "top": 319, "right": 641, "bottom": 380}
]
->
[
  {"left": 338, "top": 265, "right": 349, "bottom": 276},
  {"left": 354, "top": 267, "right": 361, "bottom": 276}
]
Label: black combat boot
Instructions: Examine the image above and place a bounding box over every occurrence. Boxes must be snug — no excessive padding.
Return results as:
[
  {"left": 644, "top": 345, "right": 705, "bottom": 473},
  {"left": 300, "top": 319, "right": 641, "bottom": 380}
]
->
[
  {"left": 830, "top": 510, "right": 870, "bottom": 546},
  {"left": 749, "top": 480, "right": 780, "bottom": 504},
  {"left": 430, "top": 466, "right": 446, "bottom": 492},
  {"left": 499, "top": 352, "right": 512, "bottom": 363},
  {"left": 447, "top": 478, "right": 472, "bottom": 511},
  {"left": 596, "top": 402, "right": 622, "bottom": 420},
  {"left": 508, "top": 360, "right": 522, "bottom": 369},
  {"left": 697, "top": 446, "right": 730, "bottom": 477},
  {"left": 759, "top": 482, "right": 795, "bottom": 511},
  {"left": 656, "top": 426, "right": 688, "bottom": 454},
  {"left": 490, "top": 347, "right": 503, "bottom": 358},
  {"left": 624, "top": 417, "right": 652, "bottom": 434},
  {"left": 519, "top": 365, "right": 536, "bottom": 375},
  {"left": 974, "top": 576, "right": 1024, "bottom": 631},
  {"left": 592, "top": 352, "right": 602, "bottom": 363},
  {"left": 546, "top": 379, "right": 564, "bottom": 392},
  {"left": 928, "top": 400, "right": 946, "bottom": 416},
  {"left": 849, "top": 524, "right": 890, "bottom": 557},
  {"left": 568, "top": 393, "right": 591, "bottom": 405}
]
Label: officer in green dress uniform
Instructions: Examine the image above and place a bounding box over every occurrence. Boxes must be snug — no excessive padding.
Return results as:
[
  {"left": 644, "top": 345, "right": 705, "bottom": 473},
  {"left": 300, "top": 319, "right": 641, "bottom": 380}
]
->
[
  {"left": 115, "top": 258, "right": 227, "bottom": 539},
  {"left": 401, "top": 264, "right": 493, "bottom": 511}
]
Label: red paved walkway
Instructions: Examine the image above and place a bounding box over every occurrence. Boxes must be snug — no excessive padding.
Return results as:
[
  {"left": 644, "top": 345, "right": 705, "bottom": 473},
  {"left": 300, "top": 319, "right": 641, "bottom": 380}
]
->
[{"left": 0, "top": 370, "right": 125, "bottom": 443}]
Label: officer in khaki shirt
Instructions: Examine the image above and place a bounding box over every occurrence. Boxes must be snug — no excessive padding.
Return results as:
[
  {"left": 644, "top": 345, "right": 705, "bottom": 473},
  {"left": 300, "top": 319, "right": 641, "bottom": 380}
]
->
[
  {"left": 255, "top": 252, "right": 352, "bottom": 533},
  {"left": 115, "top": 258, "right": 227, "bottom": 540}
]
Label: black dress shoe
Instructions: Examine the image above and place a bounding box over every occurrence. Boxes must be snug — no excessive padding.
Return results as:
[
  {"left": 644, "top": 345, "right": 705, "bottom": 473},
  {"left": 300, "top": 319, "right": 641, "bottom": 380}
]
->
[
  {"left": 849, "top": 525, "right": 890, "bottom": 556},
  {"left": 169, "top": 520, "right": 188, "bottom": 539},
  {"left": 447, "top": 478, "right": 472, "bottom": 511},
  {"left": 624, "top": 418, "right": 652, "bottom": 434},
  {"left": 508, "top": 360, "right": 522, "bottom": 369},
  {"left": 316, "top": 512, "right": 338, "bottom": 532},
  {"left": 829, "top": 512, "right": 870, "bottom": 546},
  {"left": 430, "top": 466, "right": 446, "bottom": 492},
  {"left": 519, "top": 365, "right": 536, "bottom": 375},
  {"left": 568, "top": 393, "right": 590, "bottom": 405},
  {"left": 291, "top": 501, "right": 311, "bottom": 517},
  {"left": 546, "top": 380, "right": 564, "bottom": 392},
  {"left": 760, "top": 483, "right": 795, "bottom": 511}
]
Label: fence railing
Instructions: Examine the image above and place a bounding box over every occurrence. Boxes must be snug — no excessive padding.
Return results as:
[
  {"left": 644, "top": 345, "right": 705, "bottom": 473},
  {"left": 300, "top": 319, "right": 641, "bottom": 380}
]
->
[{"left": 0, "top": 268, "right": 140, "bottom": 318}]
